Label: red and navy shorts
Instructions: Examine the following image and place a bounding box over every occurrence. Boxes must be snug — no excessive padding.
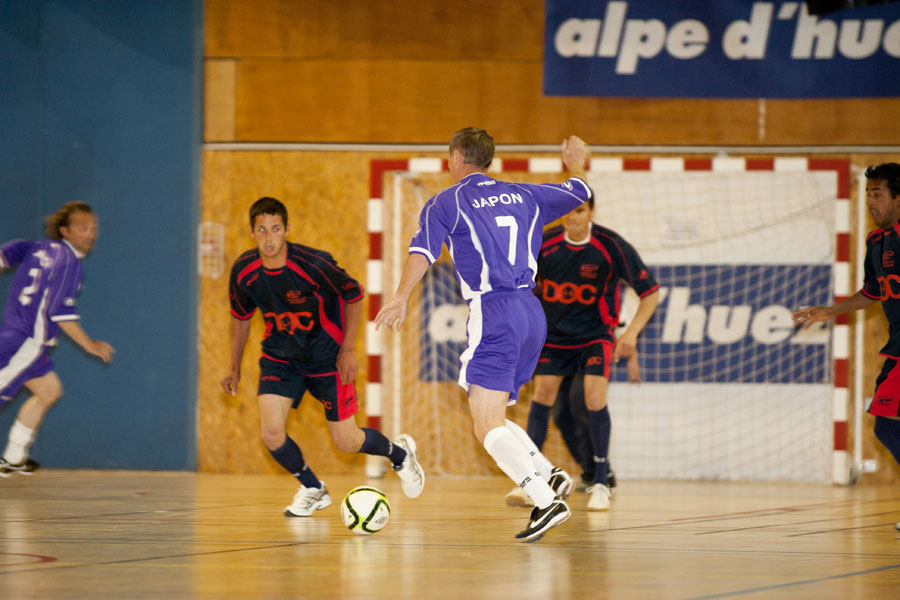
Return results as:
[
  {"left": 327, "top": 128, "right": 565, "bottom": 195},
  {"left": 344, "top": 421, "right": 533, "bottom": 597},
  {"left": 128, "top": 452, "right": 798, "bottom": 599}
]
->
[
  {"left": 534, "top": 340, "right": 614, "bottom": 379},
  {"left": 870, "top": 357, "right": 900, "bottom": 418},
  {"left": 257, "top": 354, "right": 358, "bottom": 422}
]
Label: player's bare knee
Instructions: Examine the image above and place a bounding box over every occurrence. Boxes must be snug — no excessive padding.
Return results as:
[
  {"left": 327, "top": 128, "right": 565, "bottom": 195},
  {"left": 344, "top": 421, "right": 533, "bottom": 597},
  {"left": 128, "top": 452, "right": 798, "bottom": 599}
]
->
[
  {"left": 259, "top": 426, "right": 286, "bottom": 449},
  {"left": 471, "top": 422, "right": 490, "bottom": 445},
  {"left": 36, "top": 388, "right": 62, "bottom": 410},
  {"left": 331, "top": 429, "right": 362, "bottom": 453}
]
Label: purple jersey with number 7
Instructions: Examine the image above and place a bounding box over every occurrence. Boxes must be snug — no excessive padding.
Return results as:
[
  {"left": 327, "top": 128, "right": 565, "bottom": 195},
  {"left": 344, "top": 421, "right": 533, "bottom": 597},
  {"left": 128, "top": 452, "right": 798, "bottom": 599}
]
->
[{"left": 409, "top": 173, "right": 592, "bottom": 301}]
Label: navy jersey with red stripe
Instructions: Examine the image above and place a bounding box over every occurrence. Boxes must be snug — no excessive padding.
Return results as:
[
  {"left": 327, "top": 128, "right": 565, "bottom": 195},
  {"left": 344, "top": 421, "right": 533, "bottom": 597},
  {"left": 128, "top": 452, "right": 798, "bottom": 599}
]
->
[
  {"left": 861, "top": 224, "right": 900, "bottom": 357},
  {"left": 537, "top": 223, "right": 658, "bottom": 347},
  {"left": 229, "top": 242, "right": 364, "bottom": 367}
]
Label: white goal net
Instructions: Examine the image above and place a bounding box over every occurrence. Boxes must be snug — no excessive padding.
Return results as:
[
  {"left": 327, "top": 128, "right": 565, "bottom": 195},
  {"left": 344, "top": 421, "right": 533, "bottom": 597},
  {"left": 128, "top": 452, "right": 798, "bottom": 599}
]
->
[{"left": 378, "top": 159, "right": 842, "bottom": 482}]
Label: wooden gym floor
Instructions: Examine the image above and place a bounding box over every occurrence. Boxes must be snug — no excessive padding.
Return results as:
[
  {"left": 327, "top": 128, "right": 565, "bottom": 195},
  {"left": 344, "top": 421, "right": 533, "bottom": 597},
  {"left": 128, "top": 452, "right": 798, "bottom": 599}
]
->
[{"left": 1, "top": 471, "right": 899, "bottom": 599}]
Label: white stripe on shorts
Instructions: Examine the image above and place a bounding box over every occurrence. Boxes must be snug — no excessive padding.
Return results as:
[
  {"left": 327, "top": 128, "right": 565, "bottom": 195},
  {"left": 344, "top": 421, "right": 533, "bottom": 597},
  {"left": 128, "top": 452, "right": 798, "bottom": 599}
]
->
[
  {"left": 0, "top": 337, "right": 44, "bottom": 399},
  {"left": 457, "top": 296, "right": 483, "bottom": 393}
]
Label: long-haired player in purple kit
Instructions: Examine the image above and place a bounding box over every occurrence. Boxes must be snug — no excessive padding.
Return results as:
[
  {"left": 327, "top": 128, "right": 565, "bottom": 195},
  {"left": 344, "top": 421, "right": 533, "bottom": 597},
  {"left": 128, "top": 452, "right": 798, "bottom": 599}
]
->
[
  {"left": 0, "top": 202, "right": 115, "bottom": 476},
  {"left": 221, "top": 197, "right": 424, "bottom": 517},
  {"left": 375, "top": 128, "right": 593, "bottom": 542}
]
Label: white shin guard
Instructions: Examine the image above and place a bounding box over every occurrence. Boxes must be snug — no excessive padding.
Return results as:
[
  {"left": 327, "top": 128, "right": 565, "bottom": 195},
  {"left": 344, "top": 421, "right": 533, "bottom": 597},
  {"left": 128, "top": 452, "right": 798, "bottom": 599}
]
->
[{"left": 484, "top": 426, "right": 555, "bottom": 508}]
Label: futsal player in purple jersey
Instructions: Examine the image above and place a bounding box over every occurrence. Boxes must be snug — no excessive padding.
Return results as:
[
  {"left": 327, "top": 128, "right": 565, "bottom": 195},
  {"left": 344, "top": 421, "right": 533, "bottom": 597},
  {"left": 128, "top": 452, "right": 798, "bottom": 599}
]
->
[
  {"left": 505, "top": 198, "right": 659, "bottom": 511},
  {"left": 375, "top": 128, "right": 592, "bottom": 542},
  {"left": 221, "top": 197, "right": 424, "bottom": 517},
  {"left": 0, "top": 202, "right": 114, "bottom": 477},
  {"left": 794, "top": 163, "right": 900, "bottom": 530}
]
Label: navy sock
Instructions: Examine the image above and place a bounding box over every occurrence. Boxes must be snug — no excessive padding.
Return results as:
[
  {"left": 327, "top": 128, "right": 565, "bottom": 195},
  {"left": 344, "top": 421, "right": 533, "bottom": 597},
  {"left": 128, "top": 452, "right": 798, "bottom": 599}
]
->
[
  {"left": 527, "top": 402, "right": 552, "bottom": 450},
  {"left": 359, "top": 427, "right": 407, "bottom": 468},
  {"left": 874, "top": 417, "right": 900, "bottom": 466},
  {"left": 269, "top": 436, "right": 320, "bottom": 488},
  {"left": 588, "top": 407, "right": 611, "bottom": 486}
]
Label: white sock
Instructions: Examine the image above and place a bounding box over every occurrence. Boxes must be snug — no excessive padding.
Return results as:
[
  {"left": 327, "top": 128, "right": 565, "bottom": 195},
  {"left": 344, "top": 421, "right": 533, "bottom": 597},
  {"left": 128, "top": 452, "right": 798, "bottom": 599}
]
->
[
  {"left": 484, "top": 426, "right": 555, "bottom": 509},
  {"left": 3, "top": 420, "right": 36, "bottom": 465},
  {"left": 504, "top": 419, "right": 554, "bottom": 481}
]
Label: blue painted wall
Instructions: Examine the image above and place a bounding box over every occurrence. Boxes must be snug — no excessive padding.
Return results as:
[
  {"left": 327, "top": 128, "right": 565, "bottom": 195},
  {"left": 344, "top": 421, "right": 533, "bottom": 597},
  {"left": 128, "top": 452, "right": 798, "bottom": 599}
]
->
[{"left": 0, "top": 0, "right": 201, "bottom": 470}]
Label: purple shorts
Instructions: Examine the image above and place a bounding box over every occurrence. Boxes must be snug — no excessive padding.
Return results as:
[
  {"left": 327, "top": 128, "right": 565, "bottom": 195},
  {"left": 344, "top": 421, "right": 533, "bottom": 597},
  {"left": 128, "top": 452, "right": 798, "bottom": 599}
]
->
[
  {"left": 0, "top": 330, "right": 54, "bottom": 403},
  {"left": 459, "top": 289, "right": 546, "bottom": 402}
]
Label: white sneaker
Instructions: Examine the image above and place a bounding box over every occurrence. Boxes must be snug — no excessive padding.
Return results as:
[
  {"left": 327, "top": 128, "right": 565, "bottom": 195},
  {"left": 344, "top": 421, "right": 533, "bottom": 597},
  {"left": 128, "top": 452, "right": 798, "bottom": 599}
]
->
[
  {"left": 284, "top": 482, "right": 331, "bottom": 517},
  {"left": 586, "top": 484, "right": 612, "bottom": 511},
  {"left": 394, "top": 434, "right": 425, "bottom": 498},
  {"left": 505, "top": 485, "right": 534, "bottom": 507}
]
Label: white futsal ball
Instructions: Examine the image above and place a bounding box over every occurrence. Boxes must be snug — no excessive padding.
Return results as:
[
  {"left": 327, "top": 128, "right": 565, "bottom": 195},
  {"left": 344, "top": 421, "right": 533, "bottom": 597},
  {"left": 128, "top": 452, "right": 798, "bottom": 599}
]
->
[{"left": 340, "top": 486, "right": 390, "bottom": 535}]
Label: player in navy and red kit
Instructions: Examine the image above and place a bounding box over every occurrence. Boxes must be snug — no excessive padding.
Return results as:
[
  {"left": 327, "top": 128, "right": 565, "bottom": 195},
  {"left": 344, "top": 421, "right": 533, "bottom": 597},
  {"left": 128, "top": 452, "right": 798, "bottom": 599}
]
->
[
  {"left": 221, "top": 197, "right": 424, "bottom": 517},
  {"left": 506, "top": 197, "right": 659, "bottom": 511},
  {"left": 375, "top": 128, "right": 592, "bottom": 542},
  {"left": 0, "top": 202, "right": 114, "bottom": 476},
  {"left": 794, "top": 162, "right": 900, "bottom": 529}
]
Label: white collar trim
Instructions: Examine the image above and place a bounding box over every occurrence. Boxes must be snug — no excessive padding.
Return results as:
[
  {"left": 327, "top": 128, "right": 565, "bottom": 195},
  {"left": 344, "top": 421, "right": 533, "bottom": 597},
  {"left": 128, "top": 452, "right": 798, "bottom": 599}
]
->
[{"left": 63, "top": 239, "right": 86, "bottom": 259}]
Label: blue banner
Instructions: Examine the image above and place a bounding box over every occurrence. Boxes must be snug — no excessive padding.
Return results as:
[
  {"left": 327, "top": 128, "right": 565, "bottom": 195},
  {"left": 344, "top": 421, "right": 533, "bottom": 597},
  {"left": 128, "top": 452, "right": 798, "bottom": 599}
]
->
[
  {"left": 545, "top": 0, "right": 900, "bottom": 97},
  {"left": 420, "top": 263, "right": 832, "bottom": 384}
]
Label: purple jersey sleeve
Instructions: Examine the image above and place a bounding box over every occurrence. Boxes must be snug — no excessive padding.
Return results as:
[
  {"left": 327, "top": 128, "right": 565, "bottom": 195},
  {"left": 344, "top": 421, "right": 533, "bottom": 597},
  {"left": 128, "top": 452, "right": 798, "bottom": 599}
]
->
[
  {"left": 0, "top": 239, "right": 33, "bottom": 270},
  {"left": 511, "top": 177, "right": 593, "bottom": 226}
]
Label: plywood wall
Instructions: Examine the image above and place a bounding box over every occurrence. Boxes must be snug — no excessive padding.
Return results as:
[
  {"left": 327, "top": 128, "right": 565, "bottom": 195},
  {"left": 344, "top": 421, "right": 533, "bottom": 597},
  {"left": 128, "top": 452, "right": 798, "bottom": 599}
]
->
[{"left": 204, "top": 0, "right": 900, "bottom": 145}]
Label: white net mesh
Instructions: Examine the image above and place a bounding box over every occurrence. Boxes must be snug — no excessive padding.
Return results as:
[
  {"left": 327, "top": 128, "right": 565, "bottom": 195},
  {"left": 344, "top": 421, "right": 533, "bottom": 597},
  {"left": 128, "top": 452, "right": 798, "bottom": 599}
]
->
[{"left": 382, "top": 165, "right": 838, "bottom": 482}]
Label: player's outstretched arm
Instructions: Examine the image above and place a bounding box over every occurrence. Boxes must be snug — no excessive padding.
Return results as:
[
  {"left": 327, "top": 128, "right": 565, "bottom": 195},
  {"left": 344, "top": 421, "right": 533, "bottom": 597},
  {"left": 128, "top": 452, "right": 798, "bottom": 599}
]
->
[
  {"left": 58, "top": 320, "right": 115, "bottom": 363},
  {"left": 562, "top": 135, "right": 590, "bottom": 180},
  {"left": 792, "top": 291, "right": 876, "bottom": 329},
  {"left": 221, "top": 317, "right": 251, "bottom": 395},
  {"left": 375, "top": 253, "right": 430, "bottom": 332}
]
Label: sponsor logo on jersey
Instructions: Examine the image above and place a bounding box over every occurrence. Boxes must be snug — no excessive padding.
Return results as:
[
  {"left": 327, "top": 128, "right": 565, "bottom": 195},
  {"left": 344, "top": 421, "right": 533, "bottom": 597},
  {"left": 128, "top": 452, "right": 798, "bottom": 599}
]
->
[
  {"left": 262, "top": 375, "right": 280, "bottom": 381},
  {"left": 541, "top": 279, "right": 598, "bottom": 304},
  {"left": 285, "top": 290, "right": 306, "bottom": 304},
  {"left": 263, "top": 311, "right": 315, "bottom": 336},
  {"left": 878, "top": 275, "right": 900, "bottom": 300},
  {"left": 884, "top": 250, "right": 895, "bottom": 268},
  {"left": 580, "top": 264, "right": 599, "bottom": 279}
]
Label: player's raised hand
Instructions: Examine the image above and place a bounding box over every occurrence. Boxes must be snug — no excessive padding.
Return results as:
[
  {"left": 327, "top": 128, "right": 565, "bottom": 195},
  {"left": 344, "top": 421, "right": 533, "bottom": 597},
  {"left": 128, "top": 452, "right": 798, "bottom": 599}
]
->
[
  {"left": 792, "top": 305, "right": 832, "bottom": 329},
  {"left": 562, "top": 135, "right": 590, "bottom": 175}
]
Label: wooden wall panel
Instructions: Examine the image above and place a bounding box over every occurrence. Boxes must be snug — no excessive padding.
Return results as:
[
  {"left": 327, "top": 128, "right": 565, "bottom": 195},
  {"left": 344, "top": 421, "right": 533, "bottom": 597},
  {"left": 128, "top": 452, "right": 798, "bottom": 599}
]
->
[
  {"left": 229, "top": 59, "right": 769, "bottom": 144},
  {"left": 204, "top": 0, "right": 900, "bottom": 145},
  {"left": 206, "top": 0, "right": 541, "bottom": 59}
]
